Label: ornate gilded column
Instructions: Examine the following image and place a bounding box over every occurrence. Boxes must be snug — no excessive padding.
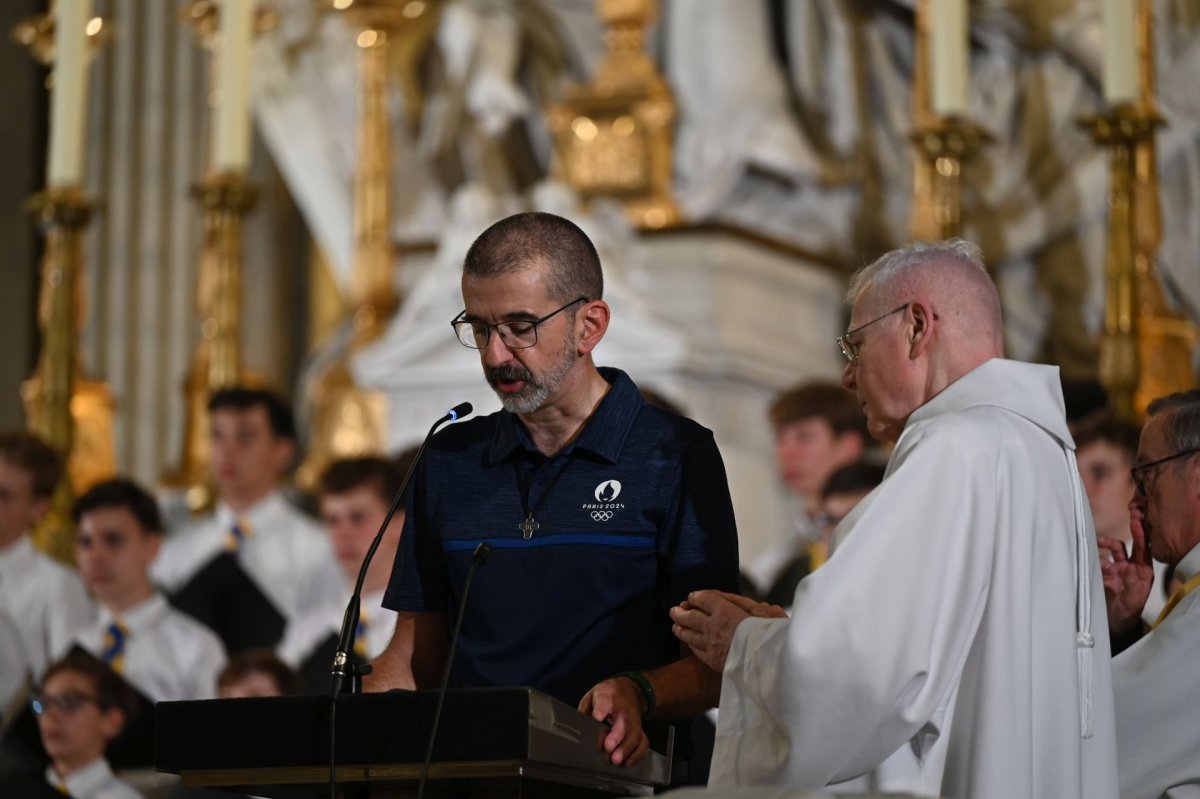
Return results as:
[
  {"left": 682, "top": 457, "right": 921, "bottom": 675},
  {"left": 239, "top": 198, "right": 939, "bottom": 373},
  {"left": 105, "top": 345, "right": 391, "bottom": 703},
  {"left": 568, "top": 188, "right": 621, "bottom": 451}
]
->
[
  {"left": 546, "top": 0, "right": 680, "bottom": 230},
  {"left": 295, "top": 0, "right": 441, "bottom": 490},
  {"left": 14, "top": 8, "right": 114, "bottom": 563}
]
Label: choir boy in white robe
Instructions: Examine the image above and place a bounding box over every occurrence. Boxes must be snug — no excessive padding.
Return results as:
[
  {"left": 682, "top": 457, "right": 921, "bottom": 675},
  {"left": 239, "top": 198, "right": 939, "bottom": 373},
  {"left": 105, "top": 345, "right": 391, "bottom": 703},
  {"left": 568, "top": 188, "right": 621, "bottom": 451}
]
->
[
  {"left": 276, "top": 453, "right": 413, "bottom": 677},
  {"left": 72, "top": 479, "right": 226, "bottom": 702},
  {"left": 671, "top": 239, "right": 1118, "bottom": 799},
  {"left": 1100, "top": 390, "right": 1200, "bottom": 798},
  {"left": 0, "top": 432, "right": 93, "bottom": 681},
  {"left": 151, "top": 388, "right": 345, "bottom": 623}
]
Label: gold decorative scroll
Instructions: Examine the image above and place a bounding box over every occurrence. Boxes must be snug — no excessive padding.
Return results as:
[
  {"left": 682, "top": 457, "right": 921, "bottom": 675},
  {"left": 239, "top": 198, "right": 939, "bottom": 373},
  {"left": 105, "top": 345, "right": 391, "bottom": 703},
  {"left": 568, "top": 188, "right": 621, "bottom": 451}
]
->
[{"left": 546, "top": 0, "right": 680, "bottom": 229}]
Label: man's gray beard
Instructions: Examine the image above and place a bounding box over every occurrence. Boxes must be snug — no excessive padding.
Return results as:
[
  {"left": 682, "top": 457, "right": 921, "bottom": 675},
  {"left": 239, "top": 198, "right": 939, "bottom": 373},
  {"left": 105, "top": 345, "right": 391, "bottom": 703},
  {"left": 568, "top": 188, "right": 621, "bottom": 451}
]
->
[{"left": 492, "top": 334, "right": 577, "bottom": 415}]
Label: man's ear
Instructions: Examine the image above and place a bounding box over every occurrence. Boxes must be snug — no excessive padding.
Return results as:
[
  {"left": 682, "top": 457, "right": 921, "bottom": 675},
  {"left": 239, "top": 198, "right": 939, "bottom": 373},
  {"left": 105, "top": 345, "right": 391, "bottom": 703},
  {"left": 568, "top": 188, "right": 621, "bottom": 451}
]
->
[
  {"left": 576, "top": 300, "right": 611, "bottom": 355},
  {"left": 908, "top": 301, "right": 936, "bottom": 359}
]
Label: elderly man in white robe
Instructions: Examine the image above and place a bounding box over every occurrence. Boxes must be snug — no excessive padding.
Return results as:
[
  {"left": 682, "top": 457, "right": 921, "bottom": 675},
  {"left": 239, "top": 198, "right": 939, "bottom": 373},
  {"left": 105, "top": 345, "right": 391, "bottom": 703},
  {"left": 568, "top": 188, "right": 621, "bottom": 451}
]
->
[
  {"left": 1100, "top": 389, "right": 1200, "bottom": 799},
  {"left": 671, "top": 239, "right": 1118, "bottom": 798}
]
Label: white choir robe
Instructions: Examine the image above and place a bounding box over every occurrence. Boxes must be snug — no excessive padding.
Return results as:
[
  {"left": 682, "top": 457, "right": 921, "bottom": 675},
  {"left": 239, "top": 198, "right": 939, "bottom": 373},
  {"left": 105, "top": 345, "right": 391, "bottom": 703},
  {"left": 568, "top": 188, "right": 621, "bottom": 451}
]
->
[
  {"left": 1113, "top": 542, "right": 1200, "bottom": 799},
  {"left": 276, "top": 588, "right": 396, "bottom": 668},
  {"left": 712, "top": 359, "right": 1119, "bottom": 799},
  {"left": 0, "top": 535, "right": 93, "bottom": 679},
  {"left": 72, "top": 592, "right": 227, "bottom": 702},
  {"left": 152, "top": 491, "right": 347, "bottom": 622}
]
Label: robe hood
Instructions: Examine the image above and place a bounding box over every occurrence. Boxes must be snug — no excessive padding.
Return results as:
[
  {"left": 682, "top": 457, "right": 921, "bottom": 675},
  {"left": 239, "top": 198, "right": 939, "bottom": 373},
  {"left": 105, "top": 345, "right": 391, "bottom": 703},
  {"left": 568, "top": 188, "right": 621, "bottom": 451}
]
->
[{"left": 907, "top": 358, "right": 1075, "bottom": 450}]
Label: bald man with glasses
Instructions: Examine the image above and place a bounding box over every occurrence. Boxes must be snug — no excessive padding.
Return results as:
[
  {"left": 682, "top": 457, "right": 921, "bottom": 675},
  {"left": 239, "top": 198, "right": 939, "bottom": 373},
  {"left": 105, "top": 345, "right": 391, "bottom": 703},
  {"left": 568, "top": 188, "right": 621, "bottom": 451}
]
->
[{"left": 1100, "top": 389, "right": 1200, "bottom": 798}]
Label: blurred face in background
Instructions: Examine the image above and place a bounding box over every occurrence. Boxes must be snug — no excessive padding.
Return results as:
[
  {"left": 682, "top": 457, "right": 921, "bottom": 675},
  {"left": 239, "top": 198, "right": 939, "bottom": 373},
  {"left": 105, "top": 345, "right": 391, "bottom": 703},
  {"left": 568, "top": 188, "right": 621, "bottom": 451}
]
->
[
  {"left": 775, "top": 419, "right": 862, "bottom": 502},
  {"left": 1077, "top": 439, "right": 1136, "bottom": 542},
  {"left": 0, "top": 458, "right": 47, "bottom": 548},
  {"left": 36, "top": 670, "right": 123, "bottom": 776},
  {"left": 320, "top": 485, "right": 402, "bottom": 592},
  {"left": 209, "top": 406, "right": 293, "bottom": 510}
]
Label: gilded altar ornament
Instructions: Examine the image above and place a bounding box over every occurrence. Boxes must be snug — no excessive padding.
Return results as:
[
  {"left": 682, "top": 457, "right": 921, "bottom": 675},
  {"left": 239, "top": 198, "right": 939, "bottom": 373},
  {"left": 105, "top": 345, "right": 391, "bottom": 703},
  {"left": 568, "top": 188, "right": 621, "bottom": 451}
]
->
[
  {"left": 295, "top": 0, "right": 442, "bottom": 491},
  {"left": 546, "top": 0, "right": 680, "bottom": 229}
]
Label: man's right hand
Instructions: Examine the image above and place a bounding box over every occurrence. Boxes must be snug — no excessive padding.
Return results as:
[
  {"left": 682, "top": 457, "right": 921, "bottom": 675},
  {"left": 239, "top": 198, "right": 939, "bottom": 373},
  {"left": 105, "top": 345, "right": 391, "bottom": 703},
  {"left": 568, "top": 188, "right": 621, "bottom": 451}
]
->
[{"left": 1098, "top": 500, "right": 1155, "bottom": 635}]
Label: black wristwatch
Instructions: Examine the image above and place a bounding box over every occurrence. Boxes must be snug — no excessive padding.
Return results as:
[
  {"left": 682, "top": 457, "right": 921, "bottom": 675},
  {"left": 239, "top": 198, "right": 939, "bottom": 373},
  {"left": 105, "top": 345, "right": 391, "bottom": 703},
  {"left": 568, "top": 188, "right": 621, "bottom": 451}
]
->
[{"left": 614, "top": 671, "right": 657, "bottom": 717}]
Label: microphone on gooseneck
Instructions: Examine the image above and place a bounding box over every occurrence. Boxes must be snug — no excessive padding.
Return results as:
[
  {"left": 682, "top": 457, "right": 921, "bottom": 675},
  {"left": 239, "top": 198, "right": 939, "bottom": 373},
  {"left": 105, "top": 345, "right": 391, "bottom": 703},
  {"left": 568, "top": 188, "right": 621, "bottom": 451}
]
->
[
  {"left": 327, "top": 401, "right": 473, "bottom": 799},
  {"left": 330, "top": 401, "right": 473, "bottom": 695},
  {"left": 416, "top": 541, "right": 492, "bottom": 799}
]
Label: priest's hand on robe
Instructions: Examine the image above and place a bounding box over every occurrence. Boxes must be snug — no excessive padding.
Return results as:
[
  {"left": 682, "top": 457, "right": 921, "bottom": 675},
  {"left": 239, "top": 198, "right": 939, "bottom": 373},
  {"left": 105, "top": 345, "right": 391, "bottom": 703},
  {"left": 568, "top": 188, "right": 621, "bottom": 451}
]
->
[
  {"left": 669, "top": 590, "right": 788, "bottom": 672},
  {"left": 578, "top": 677, "right": 650, "bottom": 766},
  {"left": 1098, "top": 500, "right": 1155, "bottom": 635}
]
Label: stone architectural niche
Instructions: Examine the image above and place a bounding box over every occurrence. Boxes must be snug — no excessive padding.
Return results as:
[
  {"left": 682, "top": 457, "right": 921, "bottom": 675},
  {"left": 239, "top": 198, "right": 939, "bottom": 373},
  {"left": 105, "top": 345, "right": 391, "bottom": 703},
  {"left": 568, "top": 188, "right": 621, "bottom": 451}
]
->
[{"left": 351, "top": 182, "right": 847, "bottom": 565}]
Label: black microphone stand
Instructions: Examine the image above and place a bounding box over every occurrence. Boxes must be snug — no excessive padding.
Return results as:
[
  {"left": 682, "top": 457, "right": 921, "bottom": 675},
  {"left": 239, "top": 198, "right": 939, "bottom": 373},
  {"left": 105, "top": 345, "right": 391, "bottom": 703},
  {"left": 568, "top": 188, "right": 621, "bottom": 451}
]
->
[{"left": 327, "top": 402, "right": 472, "bottom": 799}]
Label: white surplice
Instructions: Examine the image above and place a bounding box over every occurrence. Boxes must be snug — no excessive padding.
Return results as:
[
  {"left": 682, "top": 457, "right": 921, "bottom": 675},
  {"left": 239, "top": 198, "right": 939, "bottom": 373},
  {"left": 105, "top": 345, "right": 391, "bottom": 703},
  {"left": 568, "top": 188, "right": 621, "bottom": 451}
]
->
[
  {"left": 1113, "top": 541, "right": 1200, "bottom": 799},
  {"left": 712, "top": 359, "right": 1118, "bottom": 799}
]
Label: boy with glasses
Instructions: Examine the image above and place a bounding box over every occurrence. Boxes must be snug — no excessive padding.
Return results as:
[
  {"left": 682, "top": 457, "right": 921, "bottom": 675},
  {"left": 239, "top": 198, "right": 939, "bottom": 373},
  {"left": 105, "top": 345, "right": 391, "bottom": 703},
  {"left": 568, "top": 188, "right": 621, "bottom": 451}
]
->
[{"left": 33, "top": 652, "right": 139, "bottom": 799}]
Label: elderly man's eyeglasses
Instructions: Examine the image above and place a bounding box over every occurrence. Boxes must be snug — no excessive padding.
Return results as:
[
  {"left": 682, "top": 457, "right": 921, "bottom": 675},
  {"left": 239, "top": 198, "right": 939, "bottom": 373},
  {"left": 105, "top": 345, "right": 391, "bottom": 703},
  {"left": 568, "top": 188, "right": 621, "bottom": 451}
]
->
[
  {"left": 451, "top": 297, "right": 588, "bottom": 350},
  {"left": 836, "top": 303, "right": 909, "bottom": 365},
  {"left": 1131, "top": 446, "right": 1200, "bottom": 496},
  {"left": 31, "top": 692, "right": 100, "bottom": 716}
]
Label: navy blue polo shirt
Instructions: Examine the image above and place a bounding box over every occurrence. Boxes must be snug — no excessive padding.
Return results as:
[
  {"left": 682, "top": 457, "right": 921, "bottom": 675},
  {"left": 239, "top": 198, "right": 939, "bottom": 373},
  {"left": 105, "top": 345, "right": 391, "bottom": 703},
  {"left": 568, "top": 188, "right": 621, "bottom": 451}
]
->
[{"left": 383, "top": 367, "right": 740, "bottom": 707}]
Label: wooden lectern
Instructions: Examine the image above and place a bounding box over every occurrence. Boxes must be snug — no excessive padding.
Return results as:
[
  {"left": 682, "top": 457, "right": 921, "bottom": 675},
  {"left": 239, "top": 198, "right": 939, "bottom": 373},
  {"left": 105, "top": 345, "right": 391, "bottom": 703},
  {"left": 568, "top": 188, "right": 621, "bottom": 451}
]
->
[{"left": 156, "top": 688, "right": 673, "bottom": 798}]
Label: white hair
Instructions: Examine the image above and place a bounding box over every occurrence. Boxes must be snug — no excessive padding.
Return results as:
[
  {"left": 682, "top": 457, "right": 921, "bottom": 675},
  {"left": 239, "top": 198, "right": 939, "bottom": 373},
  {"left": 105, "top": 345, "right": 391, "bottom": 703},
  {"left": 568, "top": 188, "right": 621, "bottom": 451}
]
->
[{"left": 846, "top": 239, "right": 987, "bottom": 305}]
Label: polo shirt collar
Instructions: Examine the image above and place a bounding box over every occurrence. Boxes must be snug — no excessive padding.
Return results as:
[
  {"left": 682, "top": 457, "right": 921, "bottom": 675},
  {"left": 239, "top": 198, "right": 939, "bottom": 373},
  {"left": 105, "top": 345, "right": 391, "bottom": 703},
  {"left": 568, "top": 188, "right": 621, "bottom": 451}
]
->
[{"left": 486, "top": 367, "right": 642, "bottom": 465}]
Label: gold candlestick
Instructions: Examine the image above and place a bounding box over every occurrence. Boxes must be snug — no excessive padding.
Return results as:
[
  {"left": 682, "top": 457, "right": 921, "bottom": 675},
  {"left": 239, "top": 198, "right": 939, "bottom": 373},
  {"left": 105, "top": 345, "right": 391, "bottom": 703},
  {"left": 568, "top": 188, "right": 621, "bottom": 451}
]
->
[
  {"left": 1128, "top": 0, "right": 1196, "bottom": 414},
  {"left": 15, "top": 10, "right": 114, "bottom": 564},
  {"left": 296, "top": 0, "right": 441, "bottom": 490},
  {"left": 165, "top": 3, "right": 277, "bottom": 510},
  {"left": 909, "top": 116, "right": 991, "bottom": 241},
  {"left": 1079, "top": 106, "right": 1162, "bottom": 420},
  {"left": 164, "top": 173, "right": 259, "bottom": 511},
  {"left": 20, "top": 190, "right": 108, "bottom": 563}
]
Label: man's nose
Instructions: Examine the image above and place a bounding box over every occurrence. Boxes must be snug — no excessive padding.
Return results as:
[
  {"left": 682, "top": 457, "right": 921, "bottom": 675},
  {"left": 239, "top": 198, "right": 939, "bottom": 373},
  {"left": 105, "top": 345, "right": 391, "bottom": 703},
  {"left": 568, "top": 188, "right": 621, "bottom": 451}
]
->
[
  {"left": 841, "top": 362, "right": 856, "bottom": 390},
  {"left": 482, "top": 330, "right": 514, "bottom": 366}
]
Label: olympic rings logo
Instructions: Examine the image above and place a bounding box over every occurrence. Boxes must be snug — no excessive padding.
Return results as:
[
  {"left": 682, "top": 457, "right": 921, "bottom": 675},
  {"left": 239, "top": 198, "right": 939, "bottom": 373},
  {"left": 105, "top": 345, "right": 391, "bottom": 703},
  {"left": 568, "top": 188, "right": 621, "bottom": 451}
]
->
[{"left": 590, "top": 511, "right": 614, "bottom": 522}]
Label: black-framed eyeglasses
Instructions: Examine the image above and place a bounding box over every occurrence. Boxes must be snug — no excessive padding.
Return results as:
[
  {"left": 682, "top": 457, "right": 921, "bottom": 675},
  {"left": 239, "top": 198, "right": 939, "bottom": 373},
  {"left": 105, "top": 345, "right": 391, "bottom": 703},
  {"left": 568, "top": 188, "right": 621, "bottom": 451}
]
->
[
  {"left": 31, "top": 693, "right": 100, "bottom": 716},
  {"left": 451, "top": 297, "right": 588, "bottom": 350},
  {"left": 836, "top": 303, "right": 909, "bottom": 365},
  {"left": 1131, "top": 446, "right": 1200, "bottom": 496}
]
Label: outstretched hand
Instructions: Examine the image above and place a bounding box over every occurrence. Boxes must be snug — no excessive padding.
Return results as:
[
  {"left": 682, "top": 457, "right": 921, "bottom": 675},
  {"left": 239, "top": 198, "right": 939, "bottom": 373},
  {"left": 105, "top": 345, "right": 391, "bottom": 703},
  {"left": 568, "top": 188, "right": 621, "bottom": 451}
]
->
[
  {"left": 1098, "top": 499, "right": 1155, "bottom": 635},
  {"left": 669, "top": 591, "right": 787, "bottom": 672}
]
